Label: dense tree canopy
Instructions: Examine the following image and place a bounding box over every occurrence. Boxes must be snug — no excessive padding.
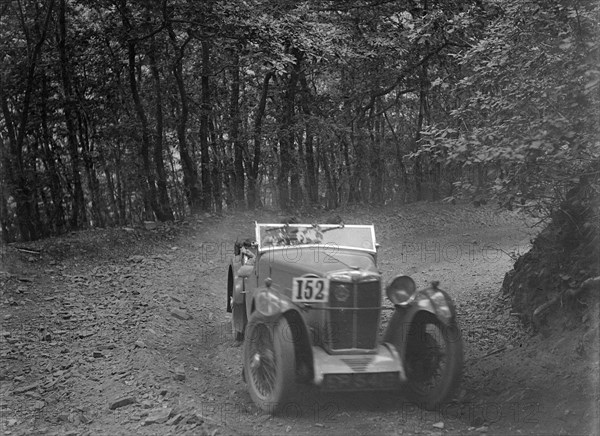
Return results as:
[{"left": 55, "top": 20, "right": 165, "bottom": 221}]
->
[{"left": 1, "top": 0, "right": 598, "bottom": 241}]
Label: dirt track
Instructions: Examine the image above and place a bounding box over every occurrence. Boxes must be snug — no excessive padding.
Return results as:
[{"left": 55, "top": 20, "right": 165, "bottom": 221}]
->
[{"left": 1, "top": 203, "right": 598, "bottom": 435}]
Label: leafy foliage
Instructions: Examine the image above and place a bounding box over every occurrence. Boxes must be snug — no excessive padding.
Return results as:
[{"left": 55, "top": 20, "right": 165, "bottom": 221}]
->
[
  {"left": 421, "top": 0, "right": 600, "bottom": 214},
  {"left": 1, "top": 0, "right": 596, "bottom": 241}
]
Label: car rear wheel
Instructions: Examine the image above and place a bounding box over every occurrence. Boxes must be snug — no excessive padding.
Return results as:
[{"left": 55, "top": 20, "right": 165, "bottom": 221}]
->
[
  {"left": 244, "top": 314, "right": 295, "bottom": 414},
  {"left": 404, "top": 313, "right": 463, "bottom": 410},
  {"left": 231, "top": 302, "right": 247, "bottom": 341}
]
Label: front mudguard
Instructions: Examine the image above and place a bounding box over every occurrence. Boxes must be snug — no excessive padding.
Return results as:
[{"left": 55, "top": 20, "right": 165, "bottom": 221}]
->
[
  {"left": 250, "top": 287, "right": 305, "bottom": 326},
  {"left": 227, "top": 262, "right": 253, "bottom": 312},
  {"left": 249, "top": 288, "right": 314, "bottom": 374},
  {"left": 382, "top": 286, "right": 460, "bottom": 361}
]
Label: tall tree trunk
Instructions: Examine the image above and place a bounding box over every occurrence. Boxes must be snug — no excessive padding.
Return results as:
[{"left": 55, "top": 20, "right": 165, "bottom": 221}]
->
[
  {"left": 126, "top": 40, "right": 159, "bottom": 221},
  {"left": 200, "top": 39, "right": 213, "bottom": 210},
  {"left": 229, "top": 49, "right": 245, "bottom": 207},
  {"left": 384, "top": 111, "right": 409, "bottom": 203},
  {"left": 27, "top": 141, "right": 45, "bottom": 237},
  {"left": 299, "top": 72, "right": 318, "bottom": 204},
  {"left": 414, "top": 62, "right": 428, "bottom": 201},
  {"left": 114, "top": 144, "right": 127, "bottom": 225},
  {"left": 148, "top": 42, "right": 174, "bottom": 221},
  {"left": 210, "top": 120, "right": 223, "bottom": 214},
  {"left": 0, "top": 0, "right": 55, "bottom": 240},
  {"left": 166, "top": 27, "right": 200, "bottom": 212},
  {"left": 99, "top": 150, "right": 119, "bottom": 226},
  {"left": 40, "top": 72, "right": 66, "bottom": 233},
  {"left": 248, "top": 71, "right": 273, "bottom": 209},
  {"left": 78, "top": 114, "right": 105, "bottom": 227},
  {"left": 59, "top": 0, "right": 86, "bottom": 229},
  {"left": 323, "top": 149, "right": 339, "bottom": 209},
  {"left": 167, "top": 146, "right": 185, "bottom": 218},
  {"left": 370, "top": 107, "right": 384, "bottom": 205},
  {"left": 348, "top": 121, "right": 364, "bottom": 204},
  {"left": 0, "top": 181, "right": 10, "bottom": 243},
  {"left": 413, "top": 0, "right": 430, "bottom": 201},
  {"left": 278, "top": 49, "right": 303, "bottom": 210},
  {"left": 119, "top": 0, "right": 160, "bottom": 221},
  {"left": 304, "top": 132, "right": 318, "bottom": 203},
  {"left": 296, "top": 127, "right": 306, "bottom": 205}
]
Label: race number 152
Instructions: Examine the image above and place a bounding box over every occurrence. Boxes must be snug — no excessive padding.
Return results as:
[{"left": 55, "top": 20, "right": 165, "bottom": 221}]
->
[{"left": 292, "top": 278, "right": 329, "bottom": 303}]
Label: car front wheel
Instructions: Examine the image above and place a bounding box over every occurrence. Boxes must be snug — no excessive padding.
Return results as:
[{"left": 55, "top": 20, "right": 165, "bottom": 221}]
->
[
  {"left": 243, "top": 314, "right": 295, "bottom": 414},
  {"left": 404, "top": 313, "right": 463, "bottom": 410}
]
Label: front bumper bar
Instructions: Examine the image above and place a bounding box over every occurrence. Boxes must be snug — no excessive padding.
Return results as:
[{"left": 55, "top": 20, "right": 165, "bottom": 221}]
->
[{"left": 312, "top": 343, "right": 406, "bottom": 390}]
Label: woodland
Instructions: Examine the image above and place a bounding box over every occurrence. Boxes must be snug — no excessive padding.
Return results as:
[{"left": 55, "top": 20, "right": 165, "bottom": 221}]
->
[
  {"left": 0, "top": 2, "right": 599, "bottom": 433},
  {"left": 0, "top": 0, "right": 598, "bottom": 242}
]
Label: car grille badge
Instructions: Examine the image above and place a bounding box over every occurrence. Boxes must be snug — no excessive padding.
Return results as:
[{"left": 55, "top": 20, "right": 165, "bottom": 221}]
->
[{"left": 333, "top": 284, "right": 351, "bottom": 302}]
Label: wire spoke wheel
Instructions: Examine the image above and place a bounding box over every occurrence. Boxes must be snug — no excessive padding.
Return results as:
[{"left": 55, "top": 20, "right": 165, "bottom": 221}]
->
[
  {"left": 244, "top": 314, "right": 296, "bottom": 413},
  {"left": 405, "top": 314, "right": 462, "bottom": 409},
  {"left": 248, "top": 323, "right": 277, "bottom": 397},
  {"left": 408, "top": 325, "right": 447, "bottom": 390}
]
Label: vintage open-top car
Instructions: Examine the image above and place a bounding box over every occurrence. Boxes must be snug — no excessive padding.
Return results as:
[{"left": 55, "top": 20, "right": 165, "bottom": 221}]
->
[{"left": 227, "top": 222, "right": 463, "bottom": 413}]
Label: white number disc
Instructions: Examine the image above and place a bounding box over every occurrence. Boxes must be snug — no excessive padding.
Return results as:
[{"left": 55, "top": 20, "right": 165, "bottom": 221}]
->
[{"left": 292, "top": 277, "right": 329, "bottom": 303}]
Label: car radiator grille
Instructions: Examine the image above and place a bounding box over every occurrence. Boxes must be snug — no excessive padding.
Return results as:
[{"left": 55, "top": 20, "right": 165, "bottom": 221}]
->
[{"left": 326, "top": 280, "right": 381, "bottom": 351}]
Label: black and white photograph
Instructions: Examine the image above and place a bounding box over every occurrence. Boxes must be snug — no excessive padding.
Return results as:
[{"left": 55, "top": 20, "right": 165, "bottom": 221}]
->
[{"left": 0, "top": 0, "right": 598, "bottom": 435}]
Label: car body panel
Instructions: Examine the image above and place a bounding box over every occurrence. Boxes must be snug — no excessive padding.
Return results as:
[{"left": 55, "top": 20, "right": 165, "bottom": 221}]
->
[
  {"left": 251, "top": 248, "right": 383, "bottom": 353},
  {"left": 245, "top": 244, "right": 380, "bottom": 334},
  {"left": 230, "top": 222, "right": 460, "bottom": 397},
  {"left": 383, "top": 287, "right": 459, "bottom": 360}
]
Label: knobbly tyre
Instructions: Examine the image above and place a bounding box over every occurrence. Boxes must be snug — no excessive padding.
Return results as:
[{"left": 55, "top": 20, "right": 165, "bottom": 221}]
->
[{"left": 226, "top": 222, "right": 463, "bottom": 413}]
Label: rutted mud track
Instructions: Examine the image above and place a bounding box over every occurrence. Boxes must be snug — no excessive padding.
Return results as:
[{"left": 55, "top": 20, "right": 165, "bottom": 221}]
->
[{"left": 1, "top": 203, "right": 598, "bottom": 435}]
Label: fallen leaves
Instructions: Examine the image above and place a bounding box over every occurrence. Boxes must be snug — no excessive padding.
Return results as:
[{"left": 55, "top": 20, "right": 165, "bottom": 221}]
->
[{"left": 457, "top": 293, "right": 532, "bottom": 360}]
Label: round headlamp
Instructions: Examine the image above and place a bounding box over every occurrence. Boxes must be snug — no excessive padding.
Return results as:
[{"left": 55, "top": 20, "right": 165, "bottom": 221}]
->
[
  {"left": 256, "top": 290, "right": 280, "bottom": 317},
  {"left": 386, "top": 275, "right": 416, "bottom": 305}
]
